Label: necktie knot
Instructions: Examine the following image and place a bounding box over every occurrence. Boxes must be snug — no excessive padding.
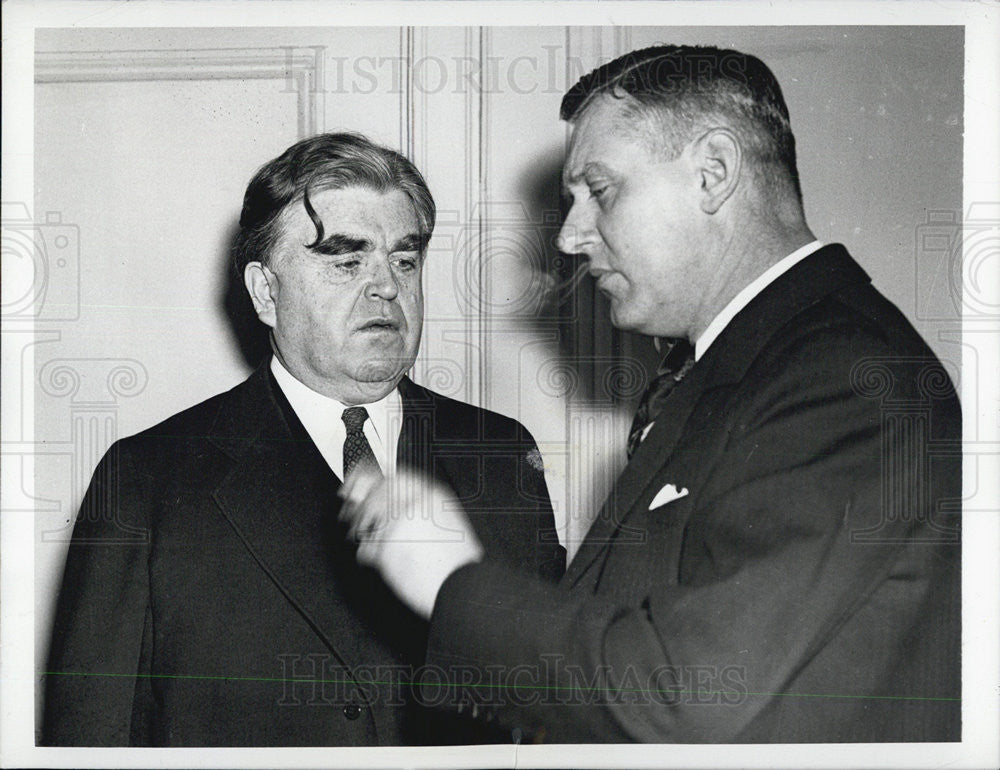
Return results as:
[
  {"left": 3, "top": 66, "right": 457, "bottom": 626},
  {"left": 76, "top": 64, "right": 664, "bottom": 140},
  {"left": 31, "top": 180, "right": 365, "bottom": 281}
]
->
[
  {"left": 656, "top": 337, "right": 696, "bottom": 377},
  {"left": 342, "top": 406, "right": 370, "bottom": 433}
]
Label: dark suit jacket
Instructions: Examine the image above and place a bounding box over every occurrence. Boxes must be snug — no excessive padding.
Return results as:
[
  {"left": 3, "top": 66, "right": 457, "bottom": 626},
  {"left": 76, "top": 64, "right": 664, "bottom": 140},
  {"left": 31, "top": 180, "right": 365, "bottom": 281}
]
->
[
  {"left": 425, "top": 245, "right": 961, "bottom": 742},
  {"left": 43, "top": 363, "right": 564, "bottom": 746}
]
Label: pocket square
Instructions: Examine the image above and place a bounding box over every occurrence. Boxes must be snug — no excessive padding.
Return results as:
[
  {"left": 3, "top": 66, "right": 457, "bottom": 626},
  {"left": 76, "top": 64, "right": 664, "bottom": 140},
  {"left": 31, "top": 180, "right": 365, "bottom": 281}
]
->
[{"left": 648, "top": 483, "right": 689, "bottom": 510}]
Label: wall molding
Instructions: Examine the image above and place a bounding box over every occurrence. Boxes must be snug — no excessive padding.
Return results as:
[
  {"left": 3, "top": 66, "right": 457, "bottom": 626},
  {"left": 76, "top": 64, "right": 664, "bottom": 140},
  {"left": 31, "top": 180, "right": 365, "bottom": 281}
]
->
[{"left": 35, "top": 47, "right": 325, "bottom": 137}]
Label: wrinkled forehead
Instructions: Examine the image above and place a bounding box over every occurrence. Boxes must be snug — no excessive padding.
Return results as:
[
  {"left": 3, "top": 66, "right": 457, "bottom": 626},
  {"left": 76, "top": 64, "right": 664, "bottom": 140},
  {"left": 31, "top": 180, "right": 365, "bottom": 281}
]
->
[
  {"left": 267, "top": 185, "right": 426, "bottom": 265},
  {"left": 562, "top": 96, "right": 655, "bottom": 186},
  {"left": 282, "top": 183, "right": 416, "bottom": 228}
]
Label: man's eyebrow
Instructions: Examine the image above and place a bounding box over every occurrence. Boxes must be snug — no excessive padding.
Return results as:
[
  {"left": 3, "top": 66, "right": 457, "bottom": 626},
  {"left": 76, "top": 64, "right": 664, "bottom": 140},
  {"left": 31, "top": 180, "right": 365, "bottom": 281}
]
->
[
  {"left": 562, "top": 161, "right": 613, "bottom": 192},
  {"left": 308, "top": 233, "right": 373, "bottom": 256},
  {"left": 391, "top": 233, "right": 432, "bottom": 253}
]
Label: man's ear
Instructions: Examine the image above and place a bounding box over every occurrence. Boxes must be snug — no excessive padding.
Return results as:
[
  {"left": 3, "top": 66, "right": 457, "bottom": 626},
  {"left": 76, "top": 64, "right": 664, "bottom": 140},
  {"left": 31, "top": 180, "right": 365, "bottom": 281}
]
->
[
  {"left": 693, "top": 128, "right": 742, "bottom": 215},
  {"left": 243, "top": 262, "right": 278, "bottom": 329}
]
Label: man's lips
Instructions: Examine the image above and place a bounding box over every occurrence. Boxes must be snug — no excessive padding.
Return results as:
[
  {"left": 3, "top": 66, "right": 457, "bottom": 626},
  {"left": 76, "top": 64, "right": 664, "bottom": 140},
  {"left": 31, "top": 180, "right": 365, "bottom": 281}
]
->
[
  {"left": 357, "top": 318, "right": 401, "bottom": 331},
  {"left": 594, "top": 274, "right": 616, "bottom": 297}
]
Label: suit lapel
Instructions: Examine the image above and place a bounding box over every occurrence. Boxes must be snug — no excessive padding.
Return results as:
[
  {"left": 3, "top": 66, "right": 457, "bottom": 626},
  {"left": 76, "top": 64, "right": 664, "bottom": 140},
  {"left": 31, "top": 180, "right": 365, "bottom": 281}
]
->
[
  {"left": 564, "top": 245, "right": 872, "bottom": 588},
  {"left": 395, "top": 376, "right": 462, "bottom": 490},
  {"left": 563, "top": 357, "right": 717, "bottom": 586},
  {"left": 208, "top": 365, "right": 402, "bottom": 687},
  {"left": 395, "top": 376, "right": 435, "bottom": 473},
  {"left": 211, "top": 426, "right": 353, "bottom": 660}
]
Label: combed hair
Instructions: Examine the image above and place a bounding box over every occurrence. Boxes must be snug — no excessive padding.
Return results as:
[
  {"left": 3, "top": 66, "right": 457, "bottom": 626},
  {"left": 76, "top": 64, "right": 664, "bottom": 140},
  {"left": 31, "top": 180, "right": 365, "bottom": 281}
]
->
[
  {"left": 232, "top": 132, "right": 435, "bottom": 273},
  {"left": 561, "top": 45, "right": 802, "bottom": 201}
]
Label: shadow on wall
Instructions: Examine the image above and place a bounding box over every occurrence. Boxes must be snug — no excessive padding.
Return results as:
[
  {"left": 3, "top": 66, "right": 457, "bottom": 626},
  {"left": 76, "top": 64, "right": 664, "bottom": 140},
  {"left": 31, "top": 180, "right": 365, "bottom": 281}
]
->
[
  {"left": 517, "top": 150, "right": 661, "bottom": 409},
  {"left": 515, "top": 149, "right": 664, "bottom": 545}
]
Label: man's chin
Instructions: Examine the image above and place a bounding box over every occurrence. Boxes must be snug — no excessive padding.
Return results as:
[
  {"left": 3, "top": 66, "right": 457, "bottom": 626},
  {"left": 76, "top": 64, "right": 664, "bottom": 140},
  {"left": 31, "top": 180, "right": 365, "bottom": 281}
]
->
[
  {"left": 608, "top": 304, "right": 636, "bottom": 332},
  {"left": 353, "top": 354, "right": 416, "bottom": 385},
  {"left": 354, "top": 366, "right": 402, "bottom": 383},
  {"left": 338, "top": 372, "right": 405, "bottom": 406},
  {"left": 608, "top": 305, "right": 665, "bottom": 337}
]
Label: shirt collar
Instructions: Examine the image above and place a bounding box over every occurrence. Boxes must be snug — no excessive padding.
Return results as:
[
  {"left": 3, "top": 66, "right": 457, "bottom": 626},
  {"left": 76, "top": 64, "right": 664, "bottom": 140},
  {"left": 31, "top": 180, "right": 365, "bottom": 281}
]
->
[{"left": 694, "top": 240, "right": 824, "bottom": 361}]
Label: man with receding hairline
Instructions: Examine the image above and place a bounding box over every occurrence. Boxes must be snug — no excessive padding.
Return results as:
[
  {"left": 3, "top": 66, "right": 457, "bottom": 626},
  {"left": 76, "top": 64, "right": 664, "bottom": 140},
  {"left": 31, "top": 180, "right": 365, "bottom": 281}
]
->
[
  {"left": 344, "top": 46, "right": 961, "bottom": 743},
  {"left": 43, "top": 132, "right": 564, "bottom": 746}
]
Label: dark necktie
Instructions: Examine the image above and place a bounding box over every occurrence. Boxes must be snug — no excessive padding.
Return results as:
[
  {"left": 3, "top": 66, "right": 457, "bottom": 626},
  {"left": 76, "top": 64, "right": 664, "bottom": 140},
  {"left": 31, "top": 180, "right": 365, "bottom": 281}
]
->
[
  {"left": 626, "top": 338, "right": 696, "bottom": 458},
  {"left": 342, "top": 406, "right": 383, "bottom": 480}
]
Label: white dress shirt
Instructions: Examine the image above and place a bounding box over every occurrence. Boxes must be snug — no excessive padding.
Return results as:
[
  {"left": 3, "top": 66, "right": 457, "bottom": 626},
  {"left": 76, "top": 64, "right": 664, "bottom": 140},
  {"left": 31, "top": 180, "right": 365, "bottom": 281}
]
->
[
  {"left": 270, "top": 357, "right": 403, "bottom": 481},
  {"left": 694, "top": 240, "right": 825, "bottom": 361}
]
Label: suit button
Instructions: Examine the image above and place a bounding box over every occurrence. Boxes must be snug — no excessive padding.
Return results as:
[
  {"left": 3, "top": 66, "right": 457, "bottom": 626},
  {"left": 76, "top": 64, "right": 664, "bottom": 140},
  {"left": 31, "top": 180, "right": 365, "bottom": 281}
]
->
[{"left": 343, "top": 703, "right": 362, "bottom": 720}]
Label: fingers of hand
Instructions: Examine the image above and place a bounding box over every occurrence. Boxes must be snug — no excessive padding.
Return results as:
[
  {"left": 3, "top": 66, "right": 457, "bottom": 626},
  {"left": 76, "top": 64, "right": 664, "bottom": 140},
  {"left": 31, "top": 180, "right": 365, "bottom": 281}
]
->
[
  {"left": 355, "top": 536, "right": 380, "bottom": 565},
  {"left": 346, "top": 502, "right": 389, "bottom": 542},
  {"left": 338, "top": 471, "right": 385, "bottom": 539},
  {"left": 339, "top": 472, "right": 419, "bottom": 542},
  {"left": 340, "top": 469, "right": 463, "bottom": 546},
  {"left": 339, "top": 469, "right": 381, "bottom": 507},
  {"left": 348, "top": 511, "right": 380, "bottom": 542}
]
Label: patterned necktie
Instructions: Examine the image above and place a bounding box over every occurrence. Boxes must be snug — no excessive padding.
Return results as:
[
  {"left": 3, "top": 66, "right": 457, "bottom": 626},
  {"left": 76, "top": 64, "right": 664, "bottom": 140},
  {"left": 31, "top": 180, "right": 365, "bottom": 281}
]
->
[
  {"left": 627, "top": 338, "right": 696, "bottom": 458},
  {"left": 341, "top": 406, "right": 383, "bottom": 480}
]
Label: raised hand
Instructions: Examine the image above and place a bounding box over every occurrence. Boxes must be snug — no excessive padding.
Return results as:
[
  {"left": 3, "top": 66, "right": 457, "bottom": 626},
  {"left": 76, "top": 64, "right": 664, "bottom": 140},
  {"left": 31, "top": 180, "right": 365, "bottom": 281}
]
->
[{"left": 338, "top": 469, "right": 484, "bottom": 619}]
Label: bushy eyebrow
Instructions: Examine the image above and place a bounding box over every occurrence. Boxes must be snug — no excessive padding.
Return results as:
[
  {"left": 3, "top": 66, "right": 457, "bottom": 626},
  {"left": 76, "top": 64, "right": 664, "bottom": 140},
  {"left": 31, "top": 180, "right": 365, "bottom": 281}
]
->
[
  {"left": 392, "top": 233, "right": 432, "bottom": 253},
  {"left": 308, "top": 233, "right": 373, "bottom": 256},
  {"left": 561, "top": 161, "right": 614, "bottom": 196},
  {"left": 307, "top": 231, "right": 431, "bottom": 257}
]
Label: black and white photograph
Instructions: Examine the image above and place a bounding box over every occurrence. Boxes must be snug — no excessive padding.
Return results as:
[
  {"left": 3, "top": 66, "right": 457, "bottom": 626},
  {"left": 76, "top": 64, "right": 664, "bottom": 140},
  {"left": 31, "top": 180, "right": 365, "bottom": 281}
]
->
[{"left": 1, "top": 1, "right": 998, "bottom": 768}]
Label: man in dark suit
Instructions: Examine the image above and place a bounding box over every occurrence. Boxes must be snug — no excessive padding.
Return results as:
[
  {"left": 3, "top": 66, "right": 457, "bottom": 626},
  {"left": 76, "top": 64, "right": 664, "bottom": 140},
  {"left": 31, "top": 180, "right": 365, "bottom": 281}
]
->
[
  {"left": 342, "top": 46, "right": 962, "bottom": 742},
  {"left": 42, "top": 132, "right": 564, "bottom": 746}
]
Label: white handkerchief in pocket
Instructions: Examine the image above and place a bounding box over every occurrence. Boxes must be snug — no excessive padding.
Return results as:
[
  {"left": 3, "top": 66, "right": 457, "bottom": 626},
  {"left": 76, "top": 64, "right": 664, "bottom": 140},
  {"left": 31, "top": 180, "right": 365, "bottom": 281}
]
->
[{"left": 648, "top": 483, "right": 689, "bottom": 510}]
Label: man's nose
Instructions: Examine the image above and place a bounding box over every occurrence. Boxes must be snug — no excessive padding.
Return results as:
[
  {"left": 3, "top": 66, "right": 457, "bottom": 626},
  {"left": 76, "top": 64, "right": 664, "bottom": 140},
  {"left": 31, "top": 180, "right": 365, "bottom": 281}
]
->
[
  {"left": 366, "top": 259, "right": 399, "bottom": 301},
  {"left": 556, "top": 203, "right": 595, "bottom": 256}
]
